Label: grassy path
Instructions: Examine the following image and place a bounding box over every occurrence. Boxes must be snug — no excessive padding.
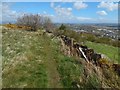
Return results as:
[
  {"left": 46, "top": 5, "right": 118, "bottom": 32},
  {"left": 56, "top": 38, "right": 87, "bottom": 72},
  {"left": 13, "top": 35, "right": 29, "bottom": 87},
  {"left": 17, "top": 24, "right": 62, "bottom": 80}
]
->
[{"left": 40, "top": 35, "right": 62, "bottom": 88}]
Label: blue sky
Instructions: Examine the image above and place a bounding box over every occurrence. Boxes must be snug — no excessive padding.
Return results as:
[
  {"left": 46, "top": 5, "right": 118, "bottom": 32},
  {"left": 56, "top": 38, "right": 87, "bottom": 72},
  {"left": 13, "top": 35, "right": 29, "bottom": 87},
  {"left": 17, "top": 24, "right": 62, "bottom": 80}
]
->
[{"left": 2, "top": 2, "right": 118, "bottom": 23}]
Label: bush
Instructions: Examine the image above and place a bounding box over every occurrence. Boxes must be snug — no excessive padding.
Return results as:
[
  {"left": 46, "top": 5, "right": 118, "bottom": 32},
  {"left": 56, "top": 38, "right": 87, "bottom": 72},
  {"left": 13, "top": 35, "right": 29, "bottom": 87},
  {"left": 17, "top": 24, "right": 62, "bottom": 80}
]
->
[
  {"left": 43, "top": 17, "right": 54, "bottom": 32},
  {"left": 59, "top": 24, "right": 66, "bottom": 30},
  {"left": 16, "top": 14, "right": 41, "bottom": 31},
  {"left": 16, "top": 14, "right": 53, "bottom": 31},
  {"left": 98, "top": 58, "right": 111, "bottom": 67}
]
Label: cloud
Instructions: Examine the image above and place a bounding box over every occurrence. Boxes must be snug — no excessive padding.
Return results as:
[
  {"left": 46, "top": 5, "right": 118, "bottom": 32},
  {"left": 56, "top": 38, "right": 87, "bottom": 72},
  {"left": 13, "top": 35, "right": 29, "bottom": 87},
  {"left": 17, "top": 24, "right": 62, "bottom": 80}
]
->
[
  {"left": 2, "top": 3, "right": 25, "bottom": 23},
  {"left": 97, "top": 1, "right": 118, "bottom": 11},
  {"left": 97, "top": 17, "right": 117, "bottom": 23},
  {"left": 73, "top": 2, "right": 88, "bottom": 10},
  {"left": 48, "top": 15, "right": 92, "bottom": 23},
  {"left": 96, "top": 10, "right": 107, "bottom": 16},
  {"left": 76, "top": 17, "right": 92, "bottom": 21},
  {"left": 43, "top": 11, "right": 47, "bottom": 14},
  {"left": 50, "top": 2, "right": 54, "bottom": 8},
  {"left": 54, "top": 6, "right": 72, "bottom": 16},
  {"left": 51, "top": 2, "right": 72, "bottom": 17},
  {"left": 0, "top": 3, "right": 2, "bottom": 20},
  {"left": 49, "top": 2, "right": 93, "bottom": 23}
]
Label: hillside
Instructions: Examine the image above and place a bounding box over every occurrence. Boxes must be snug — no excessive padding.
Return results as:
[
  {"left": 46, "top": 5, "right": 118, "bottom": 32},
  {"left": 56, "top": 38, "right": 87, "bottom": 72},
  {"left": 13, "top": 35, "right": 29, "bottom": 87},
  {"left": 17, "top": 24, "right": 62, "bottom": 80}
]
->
[
  {"left": 2, "top": 26, "right": 120, "bottom": 89},
  {"left": 85, "top": 41, "right": 120, "bottom": 63},
  {"left": 2, "top": 27, "right": 62, "bottom": 88}
]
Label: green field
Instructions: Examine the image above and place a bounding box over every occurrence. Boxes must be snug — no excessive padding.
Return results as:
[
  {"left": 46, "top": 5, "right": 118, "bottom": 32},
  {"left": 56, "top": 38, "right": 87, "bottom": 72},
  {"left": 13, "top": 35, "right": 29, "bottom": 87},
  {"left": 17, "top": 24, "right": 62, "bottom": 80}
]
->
[{"left": 85, "top": 41, "right": 120, "bottom": 63}]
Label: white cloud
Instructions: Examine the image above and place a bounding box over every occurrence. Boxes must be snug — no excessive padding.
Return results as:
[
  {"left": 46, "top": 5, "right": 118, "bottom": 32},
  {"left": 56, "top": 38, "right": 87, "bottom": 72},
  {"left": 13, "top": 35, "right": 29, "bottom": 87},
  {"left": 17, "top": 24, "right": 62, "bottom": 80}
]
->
[
  {"left": 97, "top": 17, "right": 117, "bottom": 23},
  {"left": 48, "top": 15, "right": 92, "bottom": 23},
  {"left": 50, "top": 2, "right": 54, "bottom": 8},
  {"left": 2, "top": 3, "right": 25, "bottom": 23},
  {"left": 54, "top": 6, "right": 72, "bottom": 16},
  {"left": 67, "top": 7, "right": 72, "bottom": 11},
  {"left": 97, "top": 1, "right": 118, "bottom": 11},
  {"left": 76, "top": 17, "right": 92, "bottom": 21},
  {"left": 73, "top": 2, "right": 88, "bottom": 10},
  {"left": 96, "top": 10, "right": 107, "bottom": 16},
  {"left": 49, "top": 2, "right": 93, "bottom": 23},
  {"left": 43, "top": 11, "right": 47, "bottom": 14}
]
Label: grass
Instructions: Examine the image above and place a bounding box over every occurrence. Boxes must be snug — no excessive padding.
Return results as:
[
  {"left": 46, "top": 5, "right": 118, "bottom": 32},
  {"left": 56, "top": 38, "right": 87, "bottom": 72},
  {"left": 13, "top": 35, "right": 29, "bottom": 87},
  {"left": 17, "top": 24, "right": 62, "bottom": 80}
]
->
[
  {"left": 84, "top": 73, "right": 101, "bottom": 89},
  {"left": 2, "top": 29, "right": 49, "bottom": 88},
  {"left": 2, "top": 26, "right": 120, "bottom": 88},
  {"left": 85, "top": 41, "right": 120, "bottom": 63},
  {"left": 56, "top": 55, "right": 84, "bottom": 88},
  {"left": 56, "top": 54, "right": 103, "bottom": 89},
  {"left": 2, "top": 27, "right": 90, "bottom": 88},
  {"left": 2, "top": 28, "right": 63, "bottom": 88}
]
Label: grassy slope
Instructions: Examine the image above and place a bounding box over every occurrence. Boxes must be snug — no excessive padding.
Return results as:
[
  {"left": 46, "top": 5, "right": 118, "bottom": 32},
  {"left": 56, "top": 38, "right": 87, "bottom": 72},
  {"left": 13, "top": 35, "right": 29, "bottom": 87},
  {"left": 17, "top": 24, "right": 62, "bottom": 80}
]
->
[
  {"left": 2, "top": 29, "right": 62, "bottom": 88},
  {"left": 2, "top": 27, "right": 120, "bottom": 88},
  {"left": 85, "top": 41, "right": 120, "bottom": 63},
  {"left": 2, "top": 28, "right": 86, "bottom": 88}
]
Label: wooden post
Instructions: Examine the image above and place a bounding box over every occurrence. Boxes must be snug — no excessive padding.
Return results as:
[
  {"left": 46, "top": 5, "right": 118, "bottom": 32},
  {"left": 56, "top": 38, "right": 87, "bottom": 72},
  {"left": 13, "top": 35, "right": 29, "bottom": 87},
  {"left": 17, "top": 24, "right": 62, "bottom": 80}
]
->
[{"left": 79, "top": 47, "right": 89, "bottom": 63}]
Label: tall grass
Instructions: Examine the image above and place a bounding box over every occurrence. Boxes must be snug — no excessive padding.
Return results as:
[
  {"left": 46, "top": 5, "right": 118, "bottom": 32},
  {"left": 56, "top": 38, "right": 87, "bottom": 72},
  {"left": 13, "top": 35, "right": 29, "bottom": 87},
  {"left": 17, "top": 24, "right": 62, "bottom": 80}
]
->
[
  {"left": 56, "top": 55, "right": 84, "bottom": 88},
  {"left": 2, "top": 29, "right": 48, "bottom": 88}
]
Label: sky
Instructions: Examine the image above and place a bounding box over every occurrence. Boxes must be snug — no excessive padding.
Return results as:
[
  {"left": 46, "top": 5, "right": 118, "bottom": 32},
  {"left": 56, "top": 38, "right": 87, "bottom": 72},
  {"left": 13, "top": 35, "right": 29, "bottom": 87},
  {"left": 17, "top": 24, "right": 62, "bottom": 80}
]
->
[{"left": 1, "top": 1, "right": 119, "bottom": 23}]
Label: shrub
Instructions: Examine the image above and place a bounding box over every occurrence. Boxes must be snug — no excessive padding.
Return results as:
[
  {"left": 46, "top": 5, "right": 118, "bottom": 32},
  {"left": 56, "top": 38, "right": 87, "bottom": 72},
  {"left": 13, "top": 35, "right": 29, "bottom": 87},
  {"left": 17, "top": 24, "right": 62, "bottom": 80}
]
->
[
  {"left": 16, "top": 14, "right": 53, "bottom": 31},
  {"left": 16, "top": 14, "right": 41, "bottom": 31},
  {"left": 43, "top": 17, "right": 54, "bottom": 32},
  {"left": 59, "top": 24, "right": 66, "bottom": 30},
  {"left": 98, "top": 58, "right": 112, "bottom": 68}
]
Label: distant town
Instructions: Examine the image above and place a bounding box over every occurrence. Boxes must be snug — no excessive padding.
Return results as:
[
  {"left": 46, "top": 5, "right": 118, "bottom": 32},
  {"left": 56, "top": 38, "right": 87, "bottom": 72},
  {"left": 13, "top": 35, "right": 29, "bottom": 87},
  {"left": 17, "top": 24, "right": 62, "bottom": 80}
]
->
[{"left": 55, "top": 23, "right": 119, "bottom": 40}]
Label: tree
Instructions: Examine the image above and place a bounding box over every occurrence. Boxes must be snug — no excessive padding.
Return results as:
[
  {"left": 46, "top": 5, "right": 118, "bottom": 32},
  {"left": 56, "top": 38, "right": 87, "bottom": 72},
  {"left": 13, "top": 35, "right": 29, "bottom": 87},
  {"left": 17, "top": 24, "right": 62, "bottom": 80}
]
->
[
  {"left": 43, "top": 17, "right": 54, "bottom": 32},
  {"left": 59, "top": 24, "right": 66, "bottom": 30},
  {"left": 16, "top": 14, "right": 42, "bottom": 31}
]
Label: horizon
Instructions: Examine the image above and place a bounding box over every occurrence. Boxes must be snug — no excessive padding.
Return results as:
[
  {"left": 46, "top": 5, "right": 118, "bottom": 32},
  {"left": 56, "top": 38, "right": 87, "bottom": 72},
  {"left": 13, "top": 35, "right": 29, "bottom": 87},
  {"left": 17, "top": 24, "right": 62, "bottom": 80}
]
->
[
  {"left": 1, "top": 20, "right": 118, "bottom": 24},
  {"left": 1, "top": 2, "right": 118, "bottom": 24}
]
